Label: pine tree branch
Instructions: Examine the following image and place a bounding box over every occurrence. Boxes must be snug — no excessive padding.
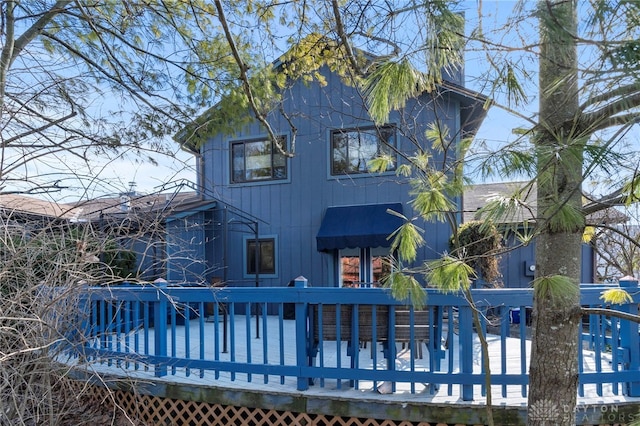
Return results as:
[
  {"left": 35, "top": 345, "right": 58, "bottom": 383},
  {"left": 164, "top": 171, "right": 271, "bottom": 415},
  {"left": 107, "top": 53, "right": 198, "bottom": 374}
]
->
[
  {"left": 579, "top": 82, "right": 640, "bottom": 111},
  {"left": 579, "top": 91, "right": 640, "bottom": 134},
  {"left": 582, "top": 189, "right": 627, "bottom": 216}
]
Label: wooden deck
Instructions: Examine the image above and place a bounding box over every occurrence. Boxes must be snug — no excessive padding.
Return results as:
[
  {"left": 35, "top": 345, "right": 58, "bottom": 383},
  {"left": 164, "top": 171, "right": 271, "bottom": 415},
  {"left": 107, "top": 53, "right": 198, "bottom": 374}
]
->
[
  {"left": 75, "top": 312, "right": 639, "bottom": 408},
  {"left": 70, "top": 282, "right": 640, "bottom": 425}
]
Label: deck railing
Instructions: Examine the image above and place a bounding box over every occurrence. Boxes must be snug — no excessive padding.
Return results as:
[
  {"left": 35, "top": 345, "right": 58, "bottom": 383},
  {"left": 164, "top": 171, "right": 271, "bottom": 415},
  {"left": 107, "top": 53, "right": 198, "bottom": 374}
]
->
[{"left": 75, "top": 277, "right": 640, "bottom": 401}]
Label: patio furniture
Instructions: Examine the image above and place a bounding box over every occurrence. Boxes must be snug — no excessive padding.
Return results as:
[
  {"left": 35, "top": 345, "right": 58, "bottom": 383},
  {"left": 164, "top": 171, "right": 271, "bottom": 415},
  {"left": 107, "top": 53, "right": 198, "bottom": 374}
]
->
[{"left": 310, "top": 304, "right": 433, "bottom": 363}]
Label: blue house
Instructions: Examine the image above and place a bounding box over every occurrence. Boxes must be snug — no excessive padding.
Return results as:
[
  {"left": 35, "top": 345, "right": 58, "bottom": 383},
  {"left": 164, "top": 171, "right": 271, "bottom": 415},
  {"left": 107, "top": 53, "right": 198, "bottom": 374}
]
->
[
  {"left": 463, "top": 182, "right": 629, "bottom": 288},
  {"left": 173, "top": 56, "right": 488, "bottom": 289}
]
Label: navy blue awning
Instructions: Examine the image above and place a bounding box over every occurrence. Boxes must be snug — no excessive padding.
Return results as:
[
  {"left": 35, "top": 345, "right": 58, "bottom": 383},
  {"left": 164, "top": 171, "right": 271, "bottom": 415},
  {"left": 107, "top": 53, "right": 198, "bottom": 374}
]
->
[{"left": 316, "top": 203, "right": 404, "bottom": 252}]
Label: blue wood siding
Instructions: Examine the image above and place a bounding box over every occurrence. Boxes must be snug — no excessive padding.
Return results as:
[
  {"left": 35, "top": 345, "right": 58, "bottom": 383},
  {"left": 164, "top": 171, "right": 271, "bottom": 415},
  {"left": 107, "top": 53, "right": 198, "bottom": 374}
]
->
[
  {"left": 499, "top": 233, "right": 596, "bottom": 288},
  {"left": 166, "top": 212, "right": 209, "bottom": 283},
  {"left": 194, "top": 68, "right": 468, "bottom": 288},
  {"left": 129, "top": 237, "right": 164, "bottom": 281}
]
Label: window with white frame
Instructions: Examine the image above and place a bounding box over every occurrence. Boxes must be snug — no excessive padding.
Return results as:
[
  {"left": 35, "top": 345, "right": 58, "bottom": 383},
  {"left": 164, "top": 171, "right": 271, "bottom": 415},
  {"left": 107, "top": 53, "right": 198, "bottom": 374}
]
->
[
  {"left": 231, "top": 136, "right": 287, "bottom": 183},
  {"left": 330, "top": 125, "right": 396, "bottom": 175}
]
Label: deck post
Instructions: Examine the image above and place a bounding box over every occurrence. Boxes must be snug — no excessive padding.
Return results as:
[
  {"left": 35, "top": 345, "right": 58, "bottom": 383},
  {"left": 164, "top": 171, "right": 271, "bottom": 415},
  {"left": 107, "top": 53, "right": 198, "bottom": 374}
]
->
[
  {"left": 459, "top": 305, "right": 474, "bottom": 401},
  {"left": 619, "top": 276, "right": 640, "bottom": 396},
  {"left": 154, "top": 279, "right": 168, "bottom": 377},
  {"left": 294, "top": 276, "right": 309, "bottom": 390},
  {"left": 74, "top": 282, "right": 91, "bottom": 359}
]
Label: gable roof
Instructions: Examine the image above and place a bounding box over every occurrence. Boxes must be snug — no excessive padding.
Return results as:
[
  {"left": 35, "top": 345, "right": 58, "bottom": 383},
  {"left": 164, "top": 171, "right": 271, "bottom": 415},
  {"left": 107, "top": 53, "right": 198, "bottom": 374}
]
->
[
  {"left": 174, "top": 46, "right": 490, "bottom": 154},
  {"left": 73, "top": 191, "right": 207, "bottom": 220},
  {"left": 440, "top": 80, "right": 490, "bottom": 140},
  {"left": 0, "top": 191, "right": 212, "bottom": 225}
]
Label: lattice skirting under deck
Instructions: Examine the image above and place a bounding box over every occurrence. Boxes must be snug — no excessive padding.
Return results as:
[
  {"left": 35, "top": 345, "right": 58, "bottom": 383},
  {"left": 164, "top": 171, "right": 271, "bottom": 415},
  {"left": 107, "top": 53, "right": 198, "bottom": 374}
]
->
[{"left": 84, "top": 385, "right": 481, "bottom": 426}]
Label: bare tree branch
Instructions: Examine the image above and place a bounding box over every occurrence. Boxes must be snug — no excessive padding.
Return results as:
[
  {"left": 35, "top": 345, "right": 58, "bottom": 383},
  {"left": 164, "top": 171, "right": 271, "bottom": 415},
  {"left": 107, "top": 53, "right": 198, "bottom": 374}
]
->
[
  {"left": 213, "top": 0, "right": 293, "bottom": 158},
  {"left": 582, "top": 307, "right": 640, "bottom": 323},
  {"left": 331, "top": 0, "right": 362, "bottom": 75}
]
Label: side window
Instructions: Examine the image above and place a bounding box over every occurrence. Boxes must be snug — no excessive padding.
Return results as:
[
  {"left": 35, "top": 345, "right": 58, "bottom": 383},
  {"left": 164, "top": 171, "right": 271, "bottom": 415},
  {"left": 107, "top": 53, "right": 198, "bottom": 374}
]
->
[
  {"left": 331, "top": 125, "right": 396, "bottom": 175},
  {"left": 231, "top": 136, "right": 287, "bottom": 183},
  {"left": 245, "top": 237, "right": 277, "bottom": 276}
]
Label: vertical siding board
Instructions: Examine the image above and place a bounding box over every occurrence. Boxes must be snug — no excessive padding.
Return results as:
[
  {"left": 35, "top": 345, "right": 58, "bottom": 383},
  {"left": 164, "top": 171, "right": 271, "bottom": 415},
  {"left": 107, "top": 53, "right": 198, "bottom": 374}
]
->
[{"left": 195, "top": 64, "right": 480, "bottom": 288}]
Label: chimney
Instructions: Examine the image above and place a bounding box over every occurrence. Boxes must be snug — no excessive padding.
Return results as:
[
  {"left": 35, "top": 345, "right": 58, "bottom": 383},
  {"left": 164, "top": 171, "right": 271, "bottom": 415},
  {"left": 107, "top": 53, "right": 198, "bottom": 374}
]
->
[
  {"left": 120, "top": 194, "right": 131, "bottom": 212},
  {"left": 120, "top": 181, "right": 136, "bottom": 212}
]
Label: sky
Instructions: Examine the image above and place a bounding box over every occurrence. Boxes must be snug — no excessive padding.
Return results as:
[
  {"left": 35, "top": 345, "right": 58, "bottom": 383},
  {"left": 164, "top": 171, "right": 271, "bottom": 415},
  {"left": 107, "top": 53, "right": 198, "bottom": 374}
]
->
[
  {"left": 33, "top": 1, "right": 528, "bottom": 203},
  {"left": 460, "top": 1, "right": 538, "bottom": 180},
  {"left": 126, "top": 1, "right": 529, "bottom": 196},
  {"left": 59, "top": 146, "right": 196, "bottom": 202}
]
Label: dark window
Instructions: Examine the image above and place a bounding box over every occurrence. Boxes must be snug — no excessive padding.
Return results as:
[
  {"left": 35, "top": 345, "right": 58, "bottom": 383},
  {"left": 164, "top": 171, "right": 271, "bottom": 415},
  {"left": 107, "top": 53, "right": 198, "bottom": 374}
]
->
[
  {"left": 231, "top": 136, "right": 287, "bottom": 183},
  {"left": 246, "top": 238, "right": 276, "bottom": 275},
  {"left": 331, "top": 126, "right": 396, "bottom": 175}
]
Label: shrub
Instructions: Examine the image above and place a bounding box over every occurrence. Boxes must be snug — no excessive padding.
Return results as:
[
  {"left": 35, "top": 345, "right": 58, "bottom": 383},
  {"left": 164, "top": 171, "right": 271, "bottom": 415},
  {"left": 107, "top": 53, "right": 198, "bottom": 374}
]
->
[{"left": 449, "top": 221, "right": 503, "bottom": 286}]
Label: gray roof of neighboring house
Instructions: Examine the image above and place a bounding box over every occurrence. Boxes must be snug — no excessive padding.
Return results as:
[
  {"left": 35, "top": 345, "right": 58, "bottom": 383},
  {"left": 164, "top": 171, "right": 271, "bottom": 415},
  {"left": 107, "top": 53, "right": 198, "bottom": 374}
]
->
[
  {"left": 72, "top": 191, "right": 207, "bottom": 221},
  {"left": 0, "top": 194, "right": 79, "bottom": 220},
  {"left": 0, "top": 191, "right": 211, "bottom": 224},
  {"left": 463, "top": 181, "right": 536, "bottom": 224},
  {"left": 463, "top": 181, "right": 627, "bottom": 225}
]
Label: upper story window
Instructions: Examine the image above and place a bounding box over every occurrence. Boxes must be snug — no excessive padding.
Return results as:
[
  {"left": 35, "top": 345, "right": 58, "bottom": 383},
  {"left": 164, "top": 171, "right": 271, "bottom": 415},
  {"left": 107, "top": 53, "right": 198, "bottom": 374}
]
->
[
  {"left": 231, "top": 136, "right": 287, "bottom": 183},
  {"left": 330, "top": 125, "right": 396, "bottom": 175}
]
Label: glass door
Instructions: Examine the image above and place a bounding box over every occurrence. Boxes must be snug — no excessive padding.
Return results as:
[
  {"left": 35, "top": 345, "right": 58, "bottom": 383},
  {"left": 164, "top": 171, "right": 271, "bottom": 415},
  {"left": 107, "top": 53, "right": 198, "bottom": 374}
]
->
[
  {"left": 339, "top": 247, "right": 392, "bottom": 287},
  {"left": 339, "top": 248, "right": 361, "bottom": 287}
]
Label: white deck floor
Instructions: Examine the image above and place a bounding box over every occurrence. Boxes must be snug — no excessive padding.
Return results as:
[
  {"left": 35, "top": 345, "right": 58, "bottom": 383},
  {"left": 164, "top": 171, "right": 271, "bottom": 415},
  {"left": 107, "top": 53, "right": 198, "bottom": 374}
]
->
[{"left": 76, "top": 314, "right": 640, "bottom": 408}]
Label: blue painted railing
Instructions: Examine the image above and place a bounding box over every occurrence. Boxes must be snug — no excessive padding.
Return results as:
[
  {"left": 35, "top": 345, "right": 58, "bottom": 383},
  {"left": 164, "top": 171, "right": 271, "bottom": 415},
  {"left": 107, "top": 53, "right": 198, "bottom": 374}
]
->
[{"left": 76, "top": 277, "right": 640, "bottom": 401}]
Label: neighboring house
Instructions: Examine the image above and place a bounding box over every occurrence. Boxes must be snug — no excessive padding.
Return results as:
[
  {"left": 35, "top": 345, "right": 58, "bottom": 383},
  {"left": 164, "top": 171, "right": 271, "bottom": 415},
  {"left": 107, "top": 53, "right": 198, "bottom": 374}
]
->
[
  {"left": 0, "top": 194, "right": 94, "bottom": 284},
  {"left": 0, "top": 194, "right": 81, "bottom": 243},
  {"left": 0, "top": 189, "right": 237, "bottom": 284},
  {"left": 464, "top": 181, "right": 627, "bottom": 287},
  {"left": 174, "top": 57, "right": 488, "bottom": 289},
  {"left": 73, "top": 187, "right": 226, "bottom": 283},
  {"left": 0, "top": 193, "right": 78, "bottom": 222}
]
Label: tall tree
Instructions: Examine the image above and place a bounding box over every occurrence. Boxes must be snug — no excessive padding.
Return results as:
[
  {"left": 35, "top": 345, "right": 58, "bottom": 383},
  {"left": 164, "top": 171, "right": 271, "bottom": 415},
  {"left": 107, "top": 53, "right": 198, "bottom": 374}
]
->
[
  {"left": 7, "top": 1, "right": 640, "bottom": 424},
  {"left": 342, "top": 1, "right": 640, "bottom": 424},
  {"left": 0, "top": 1, "right": 301, "bottom": 196},
  {"left": 204, "top": 1, "right": 640, "bottom": 423},
  {"left": 528, "top": 2, "right": 582, "bottom": 422},
  {"left": 0, "top": 2, "right": 309, "bottom": 422}
]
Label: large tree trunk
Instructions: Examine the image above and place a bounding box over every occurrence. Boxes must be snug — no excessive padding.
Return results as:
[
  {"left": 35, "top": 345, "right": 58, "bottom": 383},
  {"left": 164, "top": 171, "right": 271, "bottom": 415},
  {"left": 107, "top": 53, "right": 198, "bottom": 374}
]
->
[
  {"left": 528, "top": 233, "right": 582, "bottom": 425},
  {"left": 528, "top": 1, "right": 583, "bottom": 425}
]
